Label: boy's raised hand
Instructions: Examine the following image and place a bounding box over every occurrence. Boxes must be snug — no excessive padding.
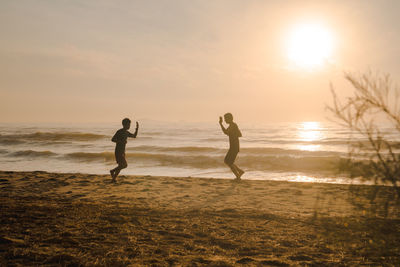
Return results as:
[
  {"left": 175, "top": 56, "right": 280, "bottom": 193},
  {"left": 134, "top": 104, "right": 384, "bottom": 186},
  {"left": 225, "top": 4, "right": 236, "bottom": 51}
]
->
[
  {"left": 219, "top": 116, "right": 223, "bottom": 124},
  {"left": 136, "top": 121, "right": 139, "bottom": 129}
]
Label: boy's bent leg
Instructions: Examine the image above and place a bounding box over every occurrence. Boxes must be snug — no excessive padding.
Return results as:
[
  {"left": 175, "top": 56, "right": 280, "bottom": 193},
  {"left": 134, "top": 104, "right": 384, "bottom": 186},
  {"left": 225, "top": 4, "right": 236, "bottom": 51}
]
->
[
  {"left": 225, "top": 149, "right": 241, "bottom": 179},
  {"left": 110, "top": 166, "right": 120, "bottom": 181},
  {"left": 112, "top": 166, "right": 122, "bottom": 182},
  {"left": 232, "top": 164, "right": 244, "bottom": 179},
  {"left": 229, "top": 164, "right": 240, "bottom": 178},
  {"left": 112, "top": 153, "right": 127, "bottom": 182},
  {"left": 113, "top": 159, "right": 127, "bottom": 182}
]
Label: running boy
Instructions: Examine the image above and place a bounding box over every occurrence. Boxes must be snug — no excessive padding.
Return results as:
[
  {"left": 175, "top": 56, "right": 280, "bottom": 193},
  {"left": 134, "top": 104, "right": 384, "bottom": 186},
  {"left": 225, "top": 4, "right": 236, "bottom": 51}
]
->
[
  {"left": 110, "top": 118, "right": 139, "bottom": 182},
  {"left": 219, "top": 113, "right": 244, "bottom": 179}
]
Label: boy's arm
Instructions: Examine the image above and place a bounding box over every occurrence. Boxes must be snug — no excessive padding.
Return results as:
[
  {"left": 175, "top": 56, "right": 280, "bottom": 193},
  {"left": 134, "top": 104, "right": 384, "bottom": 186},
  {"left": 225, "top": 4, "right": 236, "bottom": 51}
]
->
[
  {"left": 128, "top": 122, "right": 139, "bottom": 138},
  {"left": 111, "top": 131, "right": 118, "bottom": 142},
  {"left": 237, "top": 128, "right": 242, "bottom": 137},
  {"left": 219, "top": 116, "right": 228, "bottom": 135},
  {"left": 236, "top": 124, "right": 242, "bottom": 137}
]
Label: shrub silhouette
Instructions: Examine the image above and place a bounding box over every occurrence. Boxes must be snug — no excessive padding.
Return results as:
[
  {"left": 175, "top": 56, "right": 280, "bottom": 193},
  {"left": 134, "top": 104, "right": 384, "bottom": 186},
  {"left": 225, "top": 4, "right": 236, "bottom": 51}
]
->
[{"left": 328, "top": 71, "right": 400, "bottom": 217}]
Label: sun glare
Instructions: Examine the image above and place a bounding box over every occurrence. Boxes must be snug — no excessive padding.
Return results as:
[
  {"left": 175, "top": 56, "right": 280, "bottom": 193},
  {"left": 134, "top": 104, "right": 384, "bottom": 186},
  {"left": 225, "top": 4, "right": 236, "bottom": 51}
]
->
[
  {"left": 297, "top": 122, "right": 323, "bottom": 151},
  {"left": 287, "top": 23, "right": 333, "bottom": 70}
]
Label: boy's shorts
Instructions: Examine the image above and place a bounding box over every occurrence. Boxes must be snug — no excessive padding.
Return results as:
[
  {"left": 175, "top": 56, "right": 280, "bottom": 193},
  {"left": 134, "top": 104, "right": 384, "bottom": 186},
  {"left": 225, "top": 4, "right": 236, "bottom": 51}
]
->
[
  {"left": 115, "top": 152, "right": 127, "bottom": 166},
  {"left": 224, "top": 149, "right": 238, "bottom": 165}
]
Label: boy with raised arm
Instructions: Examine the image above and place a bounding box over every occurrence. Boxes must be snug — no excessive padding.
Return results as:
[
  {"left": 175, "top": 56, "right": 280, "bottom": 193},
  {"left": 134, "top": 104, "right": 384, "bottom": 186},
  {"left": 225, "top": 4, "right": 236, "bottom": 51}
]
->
[
  {"left": 110, "top": 118, "right": 139, "bottom": 182},
  {"left": 219, "top": 113, "right": 244, "bottom": 180}
]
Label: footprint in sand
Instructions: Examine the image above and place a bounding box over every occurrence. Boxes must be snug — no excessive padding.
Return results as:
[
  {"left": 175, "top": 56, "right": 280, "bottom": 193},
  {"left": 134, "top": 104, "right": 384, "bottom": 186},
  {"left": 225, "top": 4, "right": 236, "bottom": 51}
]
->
[
  {"left": 59, "top": 180, "right": 70, "bottom": 186},
  {"left": 191, "top": 258, "right": 212, "bottom": 265},
  {"left": 77, "top": 180, "right": 90, "bottom": 186},
  {"left": 259, "top": 260, "right": 290, "bottom": 266},
  {"left": 288, "top": 255, "right": 313, "bottom": 261},
  {"left": 237, "top": 257, "right": 256, "bottom": 264},
  {"left": 120, "top": 180, "right": 142, "bottom": 185},
  {"left": 70, "top": 193, "right": 87, "bottom": 199}
]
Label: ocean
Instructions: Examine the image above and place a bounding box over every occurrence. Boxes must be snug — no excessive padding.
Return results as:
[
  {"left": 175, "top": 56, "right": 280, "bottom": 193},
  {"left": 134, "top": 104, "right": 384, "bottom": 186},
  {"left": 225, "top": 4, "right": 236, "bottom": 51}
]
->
[{"left": 0, "top": 121, "right": 395, "bottom": 184}]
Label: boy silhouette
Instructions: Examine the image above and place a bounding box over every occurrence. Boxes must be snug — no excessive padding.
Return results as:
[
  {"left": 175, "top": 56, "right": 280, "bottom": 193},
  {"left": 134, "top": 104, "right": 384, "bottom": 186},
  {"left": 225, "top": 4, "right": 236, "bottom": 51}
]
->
[
  {"left": 110, "top": 118, "right": 139, "bottom": 182},
  {"left": 219, "top": 113, "right": 244, "bottom": 180}
]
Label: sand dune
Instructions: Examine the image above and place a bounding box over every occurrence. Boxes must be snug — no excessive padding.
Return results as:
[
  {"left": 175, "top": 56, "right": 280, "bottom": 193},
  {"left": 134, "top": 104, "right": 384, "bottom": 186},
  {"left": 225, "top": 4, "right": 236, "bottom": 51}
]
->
[{"left": 1, "top": 171, "right": 399, "bottom": 266}]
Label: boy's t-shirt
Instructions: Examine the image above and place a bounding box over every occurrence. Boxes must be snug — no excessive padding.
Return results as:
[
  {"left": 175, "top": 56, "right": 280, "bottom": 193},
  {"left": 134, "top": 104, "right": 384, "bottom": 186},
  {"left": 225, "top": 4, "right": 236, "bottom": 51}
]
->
[{"left": 227, "top": 123, "right": 242, "bottom": 151}]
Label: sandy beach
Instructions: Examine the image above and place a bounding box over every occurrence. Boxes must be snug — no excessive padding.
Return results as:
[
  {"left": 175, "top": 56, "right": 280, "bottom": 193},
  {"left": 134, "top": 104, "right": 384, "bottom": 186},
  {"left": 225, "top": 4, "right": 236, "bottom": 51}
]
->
[{"left": 1, "top": 171, "right": 399, "bottom": 266}]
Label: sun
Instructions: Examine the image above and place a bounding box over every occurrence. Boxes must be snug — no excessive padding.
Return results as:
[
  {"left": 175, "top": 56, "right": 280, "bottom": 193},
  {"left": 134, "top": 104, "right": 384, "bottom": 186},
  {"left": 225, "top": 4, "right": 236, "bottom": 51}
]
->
[{"left": 286, "top": 23, "right": 333, "bottom": 70}]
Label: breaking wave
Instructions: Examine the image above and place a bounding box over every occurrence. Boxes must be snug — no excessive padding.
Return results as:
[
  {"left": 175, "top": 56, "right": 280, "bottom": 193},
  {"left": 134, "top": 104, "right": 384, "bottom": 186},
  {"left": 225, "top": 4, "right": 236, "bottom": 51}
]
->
[
  {"left": 127, "top": 145, "right": 224, "bottom": 153},
  {"left": 127, "top": 145, "right": 343, "bottom": 156},
  {"left": 63, "top": 150, "right": 346, "bottom": 174},
  {"left": 11, "top": 150, "right": 57, "bottom": 157}
]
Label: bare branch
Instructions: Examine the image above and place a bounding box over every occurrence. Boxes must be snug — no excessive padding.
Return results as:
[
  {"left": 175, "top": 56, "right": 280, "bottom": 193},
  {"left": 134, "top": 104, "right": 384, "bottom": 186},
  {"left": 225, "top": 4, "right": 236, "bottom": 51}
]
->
[{"left": 327, "top": 71, "right": 400, "bottom": 209}]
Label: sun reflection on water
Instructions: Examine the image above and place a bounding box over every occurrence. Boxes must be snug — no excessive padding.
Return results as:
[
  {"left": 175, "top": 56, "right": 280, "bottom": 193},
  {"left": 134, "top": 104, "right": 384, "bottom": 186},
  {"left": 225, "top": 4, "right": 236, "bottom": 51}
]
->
[
  {"left": 297, "top": 121, "right": 323, "bottom": 151},
  {"left": 297, "top": 144, "right": 320, "bottom": 151}
]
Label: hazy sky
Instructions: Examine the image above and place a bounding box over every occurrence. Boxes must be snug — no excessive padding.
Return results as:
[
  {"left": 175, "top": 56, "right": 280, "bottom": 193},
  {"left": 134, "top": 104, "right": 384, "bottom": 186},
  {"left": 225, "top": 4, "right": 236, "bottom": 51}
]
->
[{"left": 1, "top": 0, "right": 400, "bottom": 123}]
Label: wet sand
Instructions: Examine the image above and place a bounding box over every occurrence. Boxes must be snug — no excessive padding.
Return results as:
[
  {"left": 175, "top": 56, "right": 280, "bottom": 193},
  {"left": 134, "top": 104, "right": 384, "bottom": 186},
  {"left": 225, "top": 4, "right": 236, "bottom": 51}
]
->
[{"left": 1, "top": 170, "right": 399, "bottom": 266}]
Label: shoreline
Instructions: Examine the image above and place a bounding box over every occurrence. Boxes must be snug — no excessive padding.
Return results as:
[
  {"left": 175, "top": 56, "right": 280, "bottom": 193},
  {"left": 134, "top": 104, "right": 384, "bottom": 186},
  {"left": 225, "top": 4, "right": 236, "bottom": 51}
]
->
[
  {"left": 0, "top": 168, "right": 378, "bottom": 186},
  {"left": 1, "top": 170, "right": 399, "bottom": 265}
]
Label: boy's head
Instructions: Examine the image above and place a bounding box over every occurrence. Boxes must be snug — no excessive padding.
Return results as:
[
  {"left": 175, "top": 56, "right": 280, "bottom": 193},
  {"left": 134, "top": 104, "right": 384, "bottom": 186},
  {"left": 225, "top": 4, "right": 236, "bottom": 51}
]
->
[
  {"left": 224, "top": 113, "right": 233, "bottom": 123},
  {"left": 122, "top": 118, "right": 131, "bottom": 129}
]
